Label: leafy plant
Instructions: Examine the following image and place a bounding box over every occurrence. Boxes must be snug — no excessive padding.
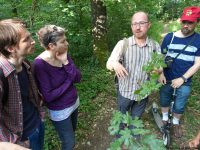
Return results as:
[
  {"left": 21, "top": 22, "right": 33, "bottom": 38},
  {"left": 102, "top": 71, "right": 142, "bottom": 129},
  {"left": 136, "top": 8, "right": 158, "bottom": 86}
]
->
[
  {"left": 134, "top": 52, "right": 166, "bottom": 100},
  {"left": 108, "top": 111, "right": 165, "bottom": 150}
]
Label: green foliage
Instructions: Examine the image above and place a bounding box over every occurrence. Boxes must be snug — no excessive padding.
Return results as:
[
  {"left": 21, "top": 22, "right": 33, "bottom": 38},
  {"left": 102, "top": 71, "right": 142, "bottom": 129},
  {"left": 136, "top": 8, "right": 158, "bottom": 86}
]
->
[
  {"left": 44, "top": 117, "right": 61, "bottom": 150},
  {"left": 188, "top": 71, "right": 200, "bottom": 113},
  {"left": 167, "top": 21, "right": 181, "bottom": 32},
  {"left": 134, "top": 52, "right": 166, "bottom": 100},
  {"left": 76, "top": 65, "right": 113, "bottom": 138},
  {"left": 0, "top": 0, "right": 93, "bottom": 64},
  {"left": 104, "top": 0, "right": 164, "bottom": 51},
  {"left": 108, "top": 111, "right": 165, "bottom": 150}
]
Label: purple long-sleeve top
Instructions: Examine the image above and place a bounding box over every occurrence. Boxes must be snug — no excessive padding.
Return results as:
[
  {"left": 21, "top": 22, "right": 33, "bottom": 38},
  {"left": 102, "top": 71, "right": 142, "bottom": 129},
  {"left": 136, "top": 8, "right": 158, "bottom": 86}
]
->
[{"left": 33, "top": 55, "right": 81, "bottom": 110}]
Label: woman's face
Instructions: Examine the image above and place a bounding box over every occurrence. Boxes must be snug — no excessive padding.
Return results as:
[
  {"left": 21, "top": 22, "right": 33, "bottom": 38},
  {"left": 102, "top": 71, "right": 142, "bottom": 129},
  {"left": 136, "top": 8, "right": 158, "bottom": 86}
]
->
[{"left": 53, "top": 35, "right": 68, "bottom": 54}]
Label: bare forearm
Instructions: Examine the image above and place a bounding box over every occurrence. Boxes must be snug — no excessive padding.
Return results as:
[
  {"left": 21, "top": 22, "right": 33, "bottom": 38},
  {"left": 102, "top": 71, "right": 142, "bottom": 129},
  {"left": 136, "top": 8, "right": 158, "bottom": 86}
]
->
[{"left": 183, "top": 63, "right": 200, "bottom": 79}]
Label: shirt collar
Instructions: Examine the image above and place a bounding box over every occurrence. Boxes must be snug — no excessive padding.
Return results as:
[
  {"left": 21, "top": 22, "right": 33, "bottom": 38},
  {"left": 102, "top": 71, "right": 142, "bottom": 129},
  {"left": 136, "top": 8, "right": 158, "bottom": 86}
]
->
[
  {"left": 0, "top": 55, "right": 15, "bottom": 77},
  {"left": 0, "top": 55, "right": 31, "bottom": 77},
  {"left": 131, "top": 35, "right": 153, "bottom": 47}
]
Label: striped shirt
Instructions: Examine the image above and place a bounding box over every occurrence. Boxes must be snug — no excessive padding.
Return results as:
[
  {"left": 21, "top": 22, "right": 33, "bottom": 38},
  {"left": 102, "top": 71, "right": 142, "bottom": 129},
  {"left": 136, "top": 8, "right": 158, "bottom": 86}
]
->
[
  {"left": 0, "top": 55, "right": 44, "bottom": 147},
  {"left": 161, "top": 32, "right": 200, "bottom": 85},
  {"left": 107, "top": 36, "right": 161, "bottom": 101}
]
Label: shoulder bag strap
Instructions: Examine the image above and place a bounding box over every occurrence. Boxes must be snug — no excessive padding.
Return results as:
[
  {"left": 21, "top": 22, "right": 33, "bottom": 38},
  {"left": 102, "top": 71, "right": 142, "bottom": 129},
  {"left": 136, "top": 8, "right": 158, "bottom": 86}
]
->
[
  {"left": 174, "top": 33, "right": 196, "bottom": 59},
  {"left": 119, "top": 38, "right": 129, "bottom": 62}
]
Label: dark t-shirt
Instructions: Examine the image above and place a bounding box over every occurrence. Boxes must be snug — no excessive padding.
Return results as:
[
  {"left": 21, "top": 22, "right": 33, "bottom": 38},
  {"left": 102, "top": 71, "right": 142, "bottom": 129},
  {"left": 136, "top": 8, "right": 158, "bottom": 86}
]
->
[{"left": 18, "top": 65, "right": 41, "bottom": 141}]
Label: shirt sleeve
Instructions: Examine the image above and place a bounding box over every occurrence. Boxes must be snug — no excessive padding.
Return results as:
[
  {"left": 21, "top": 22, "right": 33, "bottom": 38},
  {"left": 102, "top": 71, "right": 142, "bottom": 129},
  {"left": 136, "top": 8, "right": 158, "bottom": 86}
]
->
[
  {"left": 63, "top": 56, "right": 82, "bottom": 83},
  {"left": 0, "top": 81, "right": 16, "bottom": 142},
  {"left": 194, "top": 34, "right": 200, "bottom": 56},
  {"left": 161, "top": 32, "right": 173, "bottom": 54},
  {"left": 106, "top": 39, "right": 125, "bottom": 70},
  {"left": 154, "top": 41, "right": 161, "bottom": 54}
]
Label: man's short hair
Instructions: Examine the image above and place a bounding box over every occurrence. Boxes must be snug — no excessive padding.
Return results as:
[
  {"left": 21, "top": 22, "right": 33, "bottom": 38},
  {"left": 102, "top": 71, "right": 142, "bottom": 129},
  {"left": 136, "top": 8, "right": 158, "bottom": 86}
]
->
[{"left": 0, "top": 23, "right": 20, "bottom": 58}]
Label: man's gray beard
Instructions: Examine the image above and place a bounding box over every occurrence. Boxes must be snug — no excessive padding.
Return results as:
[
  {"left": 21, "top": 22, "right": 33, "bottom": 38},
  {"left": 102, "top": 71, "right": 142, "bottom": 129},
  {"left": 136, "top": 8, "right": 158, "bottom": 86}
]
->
[{"left": 181, "top": 28, "right": 190, "bottom": 35}]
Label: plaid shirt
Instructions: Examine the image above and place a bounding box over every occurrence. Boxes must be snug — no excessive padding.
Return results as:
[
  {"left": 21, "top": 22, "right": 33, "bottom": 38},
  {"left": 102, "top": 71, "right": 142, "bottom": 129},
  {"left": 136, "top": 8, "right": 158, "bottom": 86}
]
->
[{"left": 0, "top": 55, "right": 44, "bottom": 147}]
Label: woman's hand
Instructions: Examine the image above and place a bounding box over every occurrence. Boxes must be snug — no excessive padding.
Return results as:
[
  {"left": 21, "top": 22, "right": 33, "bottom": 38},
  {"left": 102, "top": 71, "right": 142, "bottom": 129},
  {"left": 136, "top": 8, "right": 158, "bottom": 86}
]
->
[{"left": 55, "top": 51, "right": 69, "bottom": 65}]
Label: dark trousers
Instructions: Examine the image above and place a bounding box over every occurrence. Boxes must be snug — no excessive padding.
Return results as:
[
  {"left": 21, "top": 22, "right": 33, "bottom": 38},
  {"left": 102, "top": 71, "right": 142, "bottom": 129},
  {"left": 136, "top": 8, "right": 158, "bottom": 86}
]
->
[
  {"left": 52, "top": 108, "right": 78, "bottom": 150},
  {"left": 117, "top": 92, "right": 148, "bottom": 119},
  {"left": 28, "top": 121, "right": 45, "bottom": 150}
]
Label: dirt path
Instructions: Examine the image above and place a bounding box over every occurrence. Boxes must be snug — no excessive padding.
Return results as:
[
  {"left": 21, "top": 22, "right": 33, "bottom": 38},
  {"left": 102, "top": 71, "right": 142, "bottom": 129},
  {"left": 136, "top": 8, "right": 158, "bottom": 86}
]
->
[{"left": 75, "top": 93, "right": 117, "bottom": 150}]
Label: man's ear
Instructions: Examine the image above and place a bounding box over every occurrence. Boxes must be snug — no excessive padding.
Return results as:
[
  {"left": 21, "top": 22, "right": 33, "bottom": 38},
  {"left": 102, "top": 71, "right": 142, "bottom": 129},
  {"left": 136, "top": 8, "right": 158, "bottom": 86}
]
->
[
  {"left": 5, "top": 46, "right": 16, "bottom": 53},
  {"left": 148, "top": 22, "right": 151, "bottom": 29}
]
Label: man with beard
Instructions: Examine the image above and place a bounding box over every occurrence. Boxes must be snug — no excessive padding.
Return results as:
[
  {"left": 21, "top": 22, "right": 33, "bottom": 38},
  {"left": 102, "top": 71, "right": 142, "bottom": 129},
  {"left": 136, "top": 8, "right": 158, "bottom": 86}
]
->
[
  {"left": 107, "top": 11, "right": 160, "bottom": 119},
  {"left": 159, "top": 6, "right": 200, "bottom": 138}
]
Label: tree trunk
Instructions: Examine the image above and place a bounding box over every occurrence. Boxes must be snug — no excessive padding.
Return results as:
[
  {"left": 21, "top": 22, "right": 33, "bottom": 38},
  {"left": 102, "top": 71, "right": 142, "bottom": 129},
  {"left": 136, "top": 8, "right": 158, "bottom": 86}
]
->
[
  {"left": 30, "top": 0, "right": 38, "bottom": 27},
  {"left": 11, "top": 2, "right": 18, "bottom": 17},
  {"left": 91, "top": 0, "right": 108, "bottom": 66}
]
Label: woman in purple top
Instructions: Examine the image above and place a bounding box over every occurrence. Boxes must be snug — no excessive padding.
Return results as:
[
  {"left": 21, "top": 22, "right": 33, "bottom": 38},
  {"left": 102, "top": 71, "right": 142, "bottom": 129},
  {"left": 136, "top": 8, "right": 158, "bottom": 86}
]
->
[{"left": 33, "top": 25, "right": 81, "bottom": 150}]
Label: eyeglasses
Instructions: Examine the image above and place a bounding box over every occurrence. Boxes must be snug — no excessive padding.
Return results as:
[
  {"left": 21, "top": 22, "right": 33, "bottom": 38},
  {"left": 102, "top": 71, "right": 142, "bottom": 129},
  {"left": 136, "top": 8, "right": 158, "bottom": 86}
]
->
[{"left": 132, "top": 21, "right": 149, "bottom": 27}]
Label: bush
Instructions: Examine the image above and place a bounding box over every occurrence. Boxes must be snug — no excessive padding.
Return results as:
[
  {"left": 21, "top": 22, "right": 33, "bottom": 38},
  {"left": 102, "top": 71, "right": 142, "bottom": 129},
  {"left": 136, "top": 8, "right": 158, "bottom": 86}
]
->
[{"left": 108, "top": 111, "right": 165, "bottom": 150}]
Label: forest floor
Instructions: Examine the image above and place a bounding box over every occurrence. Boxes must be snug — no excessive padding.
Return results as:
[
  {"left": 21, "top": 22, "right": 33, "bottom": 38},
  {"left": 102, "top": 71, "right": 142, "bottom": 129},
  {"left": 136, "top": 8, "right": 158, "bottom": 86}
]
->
[
  {"left": 75, "top": 88, "right": 200, "bottom": 150},
  {"left": 75, "top": 91, "right": 116, "bottom": 150}
]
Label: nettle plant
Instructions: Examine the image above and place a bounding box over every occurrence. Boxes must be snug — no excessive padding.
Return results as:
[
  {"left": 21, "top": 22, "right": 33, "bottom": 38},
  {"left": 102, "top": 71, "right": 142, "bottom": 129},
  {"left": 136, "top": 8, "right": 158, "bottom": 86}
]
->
[
  {"left": 108, "top": 111, "right": 165, "bottom": 150},
  {"left": 108, "top": 52, "right": 166, "bottom": 150},
  {"left": 134, "top": 52, "right": 166, "bottom": 100}
]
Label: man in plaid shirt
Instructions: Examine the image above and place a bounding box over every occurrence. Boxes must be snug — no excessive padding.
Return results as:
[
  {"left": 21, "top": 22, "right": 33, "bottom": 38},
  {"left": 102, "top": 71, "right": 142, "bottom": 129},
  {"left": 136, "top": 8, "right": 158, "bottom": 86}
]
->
[{"left": 0, "top": 19, "right": 45, "bottom": 150}]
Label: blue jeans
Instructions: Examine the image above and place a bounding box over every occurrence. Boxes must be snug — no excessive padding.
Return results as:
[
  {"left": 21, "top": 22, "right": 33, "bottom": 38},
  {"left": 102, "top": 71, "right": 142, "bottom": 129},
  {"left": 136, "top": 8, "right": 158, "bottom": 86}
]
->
[
  {"left": 117, "top": 92, "right": 148, "bottom": 119},
  {"left": 159, "top": 84, "right": 191, "bottom": 114},
  {"left": 28, "top": 121, "right": 44, "bottom": 150},
  {"left": 52, "top": 108, "right": 78, "bottom": 150}
]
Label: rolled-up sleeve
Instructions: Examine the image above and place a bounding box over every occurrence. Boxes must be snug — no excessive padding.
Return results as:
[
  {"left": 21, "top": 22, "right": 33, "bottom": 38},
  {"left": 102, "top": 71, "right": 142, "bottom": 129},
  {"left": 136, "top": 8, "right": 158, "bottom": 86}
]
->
[{"left": 106, "top": 40, "right": 124, "bottom": 70}]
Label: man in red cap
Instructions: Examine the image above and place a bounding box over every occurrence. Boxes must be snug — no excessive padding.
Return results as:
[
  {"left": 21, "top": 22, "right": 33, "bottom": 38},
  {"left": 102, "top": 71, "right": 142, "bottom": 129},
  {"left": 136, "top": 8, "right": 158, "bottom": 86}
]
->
[{"left": 159, "top": 6, "right": 200, "bottom": 138}]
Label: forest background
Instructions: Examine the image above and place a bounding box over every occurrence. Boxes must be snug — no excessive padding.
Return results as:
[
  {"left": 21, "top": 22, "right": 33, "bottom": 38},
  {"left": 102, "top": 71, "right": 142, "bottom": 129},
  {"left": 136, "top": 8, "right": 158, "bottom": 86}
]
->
[{"left": 0, "top": 0, "right": 200, "bottom": 149}]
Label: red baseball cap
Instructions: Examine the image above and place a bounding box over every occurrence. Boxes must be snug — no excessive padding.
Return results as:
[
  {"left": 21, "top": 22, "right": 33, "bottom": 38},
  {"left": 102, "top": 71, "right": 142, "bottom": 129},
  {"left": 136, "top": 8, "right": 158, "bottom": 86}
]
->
[{"left": 180, "top": 6, "right": 200, "bottom": 22}]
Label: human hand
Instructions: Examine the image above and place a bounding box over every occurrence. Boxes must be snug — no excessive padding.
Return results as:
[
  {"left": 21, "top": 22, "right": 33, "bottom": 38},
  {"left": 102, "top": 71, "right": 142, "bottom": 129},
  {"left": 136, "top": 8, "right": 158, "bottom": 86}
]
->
[
  {"left": 0, "top": 142, "right": 30, "bottom": 150},
  {"left": 189, "top": 133, "right": 200, "bottom": 149},
  {"left": 171, "top": 78, "right": 184, "bottom": 88},
  {"left": 10, "top": 133, "right": 18, "bottom": 143},
  {"left": 40, "top": 111, "right": 45, "bottom": 122},
  {"left": 113, "top": 62, "right": 128, "bottom": 78},
  {"left": 55, "top": 51, "right": 69, "bottom": 65},
  {"left": 158, "top": 73, "right": 166, "bottom": 85},
  {"left": 189, "top": 139, "right": 200, "bottom": 149}
]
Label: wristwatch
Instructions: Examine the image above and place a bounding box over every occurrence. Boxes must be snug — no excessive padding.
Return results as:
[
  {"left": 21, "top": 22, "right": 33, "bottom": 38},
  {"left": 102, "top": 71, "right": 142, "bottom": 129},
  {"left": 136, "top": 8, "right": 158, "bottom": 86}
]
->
[{"left": 181, "top": 76, "right": 187, "bottom": 82}]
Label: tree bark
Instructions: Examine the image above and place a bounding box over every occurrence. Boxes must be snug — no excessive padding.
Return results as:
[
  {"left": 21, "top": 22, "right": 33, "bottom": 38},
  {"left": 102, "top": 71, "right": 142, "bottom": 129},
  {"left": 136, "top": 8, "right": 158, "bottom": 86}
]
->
[
  {"left": 11, "top": 2, "right": 18, "bottom": 17},
  {"left": 91, "top": 0, "right": 108, "bottom": 66},
  {"left": 30, "top": 0, "right": 38, "bottom": 27}
]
